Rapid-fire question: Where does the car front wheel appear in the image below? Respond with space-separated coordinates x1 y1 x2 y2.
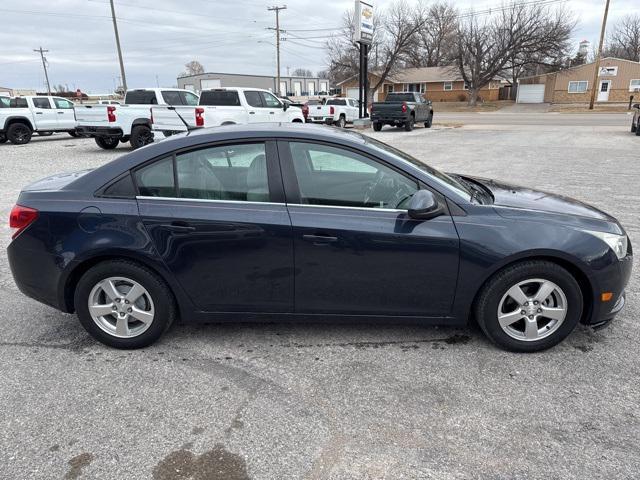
475 261 583 352
7 123 32 145
74 260 176 349
130 125 153 149
0 133 7 144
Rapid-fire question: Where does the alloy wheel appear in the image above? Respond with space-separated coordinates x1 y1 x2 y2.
497 278 567 341
88 276 155 338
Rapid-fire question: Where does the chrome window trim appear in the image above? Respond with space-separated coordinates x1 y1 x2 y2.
136 196 407 213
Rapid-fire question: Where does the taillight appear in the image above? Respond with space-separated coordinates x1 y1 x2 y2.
195 107 204 127
107 106 116 123
401 102 407 113
9 205 38 239
330 106 335 115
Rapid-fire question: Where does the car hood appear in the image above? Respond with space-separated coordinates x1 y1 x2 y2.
467 176 616 222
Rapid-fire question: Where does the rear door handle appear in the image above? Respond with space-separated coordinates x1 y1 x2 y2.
57 112 65 114
302 234 338 244
249 111 255 114
35 112 43 115
160 222 196 233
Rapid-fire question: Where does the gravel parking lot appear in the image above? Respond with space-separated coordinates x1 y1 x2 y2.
1 114 639 479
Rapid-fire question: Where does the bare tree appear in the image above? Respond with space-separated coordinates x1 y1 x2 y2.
180 60 205 77
292 68 314 77
316 70 329 79
605 14 640 62
405 2 458 68
456 3 575 105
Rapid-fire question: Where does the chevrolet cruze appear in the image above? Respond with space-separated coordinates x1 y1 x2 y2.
7 124 632 351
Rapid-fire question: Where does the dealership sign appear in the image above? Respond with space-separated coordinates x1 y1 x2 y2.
354 0 374 45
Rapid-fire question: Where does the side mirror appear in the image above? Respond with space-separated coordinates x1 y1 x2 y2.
283 102 289 111
408 190 443 220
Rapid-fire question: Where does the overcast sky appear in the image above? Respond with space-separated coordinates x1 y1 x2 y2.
0 0 635 93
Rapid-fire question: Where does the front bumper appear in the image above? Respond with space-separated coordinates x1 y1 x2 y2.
76 126 123 138
584 251 633 326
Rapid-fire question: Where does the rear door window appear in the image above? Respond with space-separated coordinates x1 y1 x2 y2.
32 97 52 109
244 91 264 108
199 91 241 106
125 90 158 104
134 157 175 198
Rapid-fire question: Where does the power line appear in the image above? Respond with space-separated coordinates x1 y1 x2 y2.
33 47 51 95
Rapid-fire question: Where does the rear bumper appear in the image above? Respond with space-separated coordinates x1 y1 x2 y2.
8 241 69 312
371 113 410 124
76 126 123 138
308 116 334 124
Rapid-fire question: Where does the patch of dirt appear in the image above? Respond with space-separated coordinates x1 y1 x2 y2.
64 453 94 480
152 444 250 480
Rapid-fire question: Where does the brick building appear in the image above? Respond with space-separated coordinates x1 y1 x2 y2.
518 58 640 104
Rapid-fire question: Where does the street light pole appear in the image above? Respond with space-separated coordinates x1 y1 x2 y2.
109 0 128 92
589 0 611 110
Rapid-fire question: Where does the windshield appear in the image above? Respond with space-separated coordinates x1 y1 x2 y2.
364 137 473 201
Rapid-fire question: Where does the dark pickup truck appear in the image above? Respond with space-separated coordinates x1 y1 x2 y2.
632 102 640 136
371 92 433 131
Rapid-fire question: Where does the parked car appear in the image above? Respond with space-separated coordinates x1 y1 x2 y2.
632 103 640 136
307 97 359 128
8 124 632 352
371 92 433 131
151 88 304 135
75 88 199 150
0 96 79 145
303 99 322 123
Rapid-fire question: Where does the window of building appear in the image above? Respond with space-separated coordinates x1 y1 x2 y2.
385 84 394 93
568 81 588 93
443 82 453 91
630 79 640 92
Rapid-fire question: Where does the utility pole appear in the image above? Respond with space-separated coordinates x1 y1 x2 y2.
589 0 611 110
33 47 51 95
268 5 287 96
109 0 128 92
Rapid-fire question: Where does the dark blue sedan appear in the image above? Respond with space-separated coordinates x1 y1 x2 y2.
8 124 633 351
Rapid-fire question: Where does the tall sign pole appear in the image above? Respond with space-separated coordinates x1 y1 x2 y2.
268 5 287 96
33 47 51 95
109 0 128 92
589 0 610 110
354 1 373 118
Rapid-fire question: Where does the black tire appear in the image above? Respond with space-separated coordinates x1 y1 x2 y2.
424 113 433 129
404 116 415 132
37 131 53 137
130 125 154 149
636 122 640 136
0 133 7 144
74 260 176 349
68 130 79 137
7 123 32 145
95 136 119 150
337 115 346 128
474 260 583 352
373 122 382 132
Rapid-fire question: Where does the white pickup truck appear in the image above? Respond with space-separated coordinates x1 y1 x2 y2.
306 97 360 128
75 88 199 150
0 96 78 145
151 87 305 135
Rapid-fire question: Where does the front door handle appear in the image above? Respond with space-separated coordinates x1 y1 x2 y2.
57 112 65 114
249 111 256 114
160 222 196 233
302 234 338 244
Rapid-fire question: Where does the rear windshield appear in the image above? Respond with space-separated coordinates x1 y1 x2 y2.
0 97 10 108
124 90 158 105
199 90 241 106
326 99 346 106
385 93 417 102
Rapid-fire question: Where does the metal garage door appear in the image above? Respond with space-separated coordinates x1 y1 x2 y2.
347 88 359 100
517 84 545 103
200 79 221 91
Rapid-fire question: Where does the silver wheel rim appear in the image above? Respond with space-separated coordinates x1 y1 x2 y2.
497 278 567 342
88 277 155 338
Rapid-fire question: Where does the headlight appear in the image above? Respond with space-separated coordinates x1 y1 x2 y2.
584 230 628 260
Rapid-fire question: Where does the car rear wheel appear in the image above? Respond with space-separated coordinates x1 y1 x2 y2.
636 121 640 136
130 125 153 149
474 261 583 352
95 136 119 150
373 122 382 132
7 123 33 145
75 260 176 349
